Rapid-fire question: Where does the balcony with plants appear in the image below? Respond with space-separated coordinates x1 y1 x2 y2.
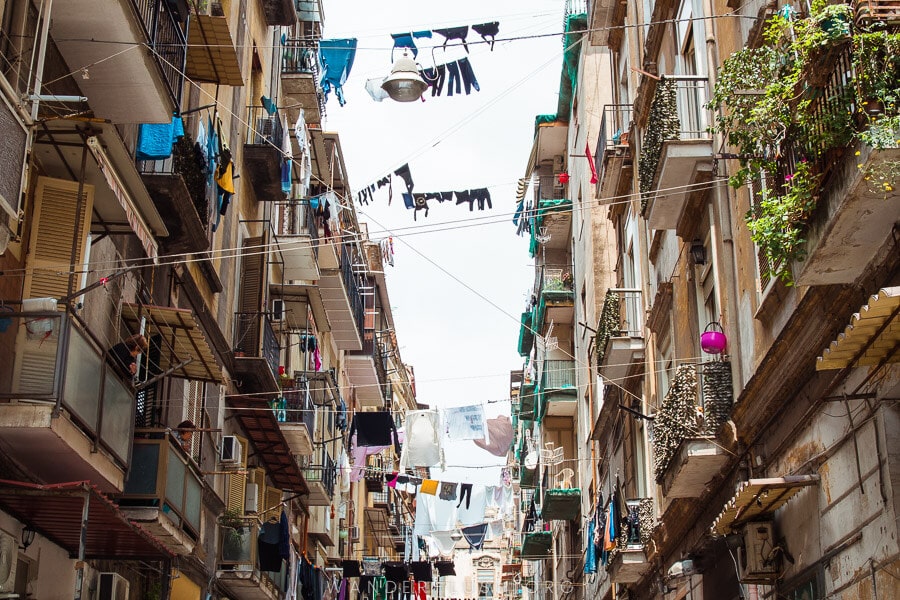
533 264 575 334
118 429 204 555
594 288 645 385
652 362 734 501
138 132 210 254
216 518 289 600
607 498 654 583
639 74 713 231
273 380 316 456
711 0 900 286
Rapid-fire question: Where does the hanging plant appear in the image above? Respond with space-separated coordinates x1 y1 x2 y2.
652 365 699 480
710 1 898 284
639 76 681 212
701 360 733 433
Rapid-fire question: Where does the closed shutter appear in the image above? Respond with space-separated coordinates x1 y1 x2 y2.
237 236 263 354
224 434 250 514
185 381 204 457
24 177 94 300
266 485 283 517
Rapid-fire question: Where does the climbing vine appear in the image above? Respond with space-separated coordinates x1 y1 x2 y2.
639 77 681 212
594 289 621 370
652 364 699 480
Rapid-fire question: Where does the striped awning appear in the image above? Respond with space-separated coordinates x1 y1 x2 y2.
816 286 900 370
712 475 819 535
121 303 223 383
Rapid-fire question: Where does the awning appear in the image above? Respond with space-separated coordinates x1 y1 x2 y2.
230 395 309 494
816 286 900 370
185 15 243 86
711 475 819 535
0 479 174 559
121 303 223 383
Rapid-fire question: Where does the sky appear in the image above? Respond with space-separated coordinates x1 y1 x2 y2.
320 0 566 411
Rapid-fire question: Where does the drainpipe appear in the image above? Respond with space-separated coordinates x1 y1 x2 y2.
29 0 53 123
703 0 744 391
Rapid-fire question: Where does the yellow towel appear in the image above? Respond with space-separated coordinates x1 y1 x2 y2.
419 479 439 495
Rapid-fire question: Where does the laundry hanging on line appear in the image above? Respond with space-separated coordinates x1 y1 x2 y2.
421 56 480 97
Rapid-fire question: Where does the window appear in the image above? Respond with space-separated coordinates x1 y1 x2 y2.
656 329 673 403
750 171 781 295
477 569 494 600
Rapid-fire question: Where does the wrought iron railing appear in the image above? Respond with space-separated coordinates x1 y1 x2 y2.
282 38 320 75
340 245 367 339
596 103 633 168
304 449 337 498
540 359 576 390
129 0 187 108
279 383 316 438
233 312 280 378
137 134 209 225
246 105 285 150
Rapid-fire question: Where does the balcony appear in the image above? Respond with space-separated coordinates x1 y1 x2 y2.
595 288 645 385
0 307 135 492
119 429 203 555
272 200 319 284
281 38 325 126
534 265 575 331
607 498 653 583
855 0 900 24
521 531 552 560
518 311 535 357
261 0 298 26
588 0 627 46
138 137 210 254
654 363 734 500
595 104 633 201
217 522 289 600
244 106 287 202
537 359 577 419
51 0 186 123
275 383 316 456
319 245 365 351
642 76 713 231
233 312 281 393
529 190 572 257
365 455 385 492
302 449 336 505
347 331 389 408
541 466 581 520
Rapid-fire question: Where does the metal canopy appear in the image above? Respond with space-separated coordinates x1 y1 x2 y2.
816 286 900 370
0 479 174 559
711 475 819 535
121 303 223 383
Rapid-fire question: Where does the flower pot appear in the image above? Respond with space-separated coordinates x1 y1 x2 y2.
862 98 885 117
700 322 727 354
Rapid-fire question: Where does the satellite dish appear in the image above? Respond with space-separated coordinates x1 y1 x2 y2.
524 451 538 470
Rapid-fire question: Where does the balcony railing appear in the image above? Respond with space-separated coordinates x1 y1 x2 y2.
130 0 187 108
303 449 336 499
0 307 135 464
137 134 210 227
282 38 320 76
341 245 367 338
671 76 710 140
540 359 576 391
246 105 285 150
596 103 633 186
120 429 203 539
233 312 280 378
278 383 316 435
274 199 319 259
616 498 653 550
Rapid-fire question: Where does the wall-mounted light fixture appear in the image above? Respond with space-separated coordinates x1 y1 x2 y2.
20 524 36 550
690 239 707 265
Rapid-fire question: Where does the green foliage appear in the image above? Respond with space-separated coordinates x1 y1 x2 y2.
639 77 681 211
746 160 821 285
652 364 699 480
710 1 899 283
594 289 621 368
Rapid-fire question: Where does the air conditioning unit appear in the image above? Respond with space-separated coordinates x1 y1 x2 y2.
220 436 243 465
349 526 360 542
0 530 18 593
97 572 130 600
272 299 285 322
245 482 259 514
737 521 780 582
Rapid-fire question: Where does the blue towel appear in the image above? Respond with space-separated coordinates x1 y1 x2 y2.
206 116 218 187
281 160 291 195
136 116 184 161
318 38 358 107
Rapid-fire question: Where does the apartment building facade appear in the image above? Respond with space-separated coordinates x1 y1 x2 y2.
510 1 899 599
0 1 413 599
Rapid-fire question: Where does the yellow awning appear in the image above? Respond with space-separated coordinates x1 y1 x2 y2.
121 303 223 383
186 15 243 86
170 569 201 600
712 475 819 535
816 286 900 370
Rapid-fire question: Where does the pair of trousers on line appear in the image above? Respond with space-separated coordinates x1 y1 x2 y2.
457 483 473 508
423 57 480 97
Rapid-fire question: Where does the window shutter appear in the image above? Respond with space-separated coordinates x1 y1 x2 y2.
266 485 283 517
224 435 250 513
185 381 204 457
24 177 94 299
237 236 264 353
